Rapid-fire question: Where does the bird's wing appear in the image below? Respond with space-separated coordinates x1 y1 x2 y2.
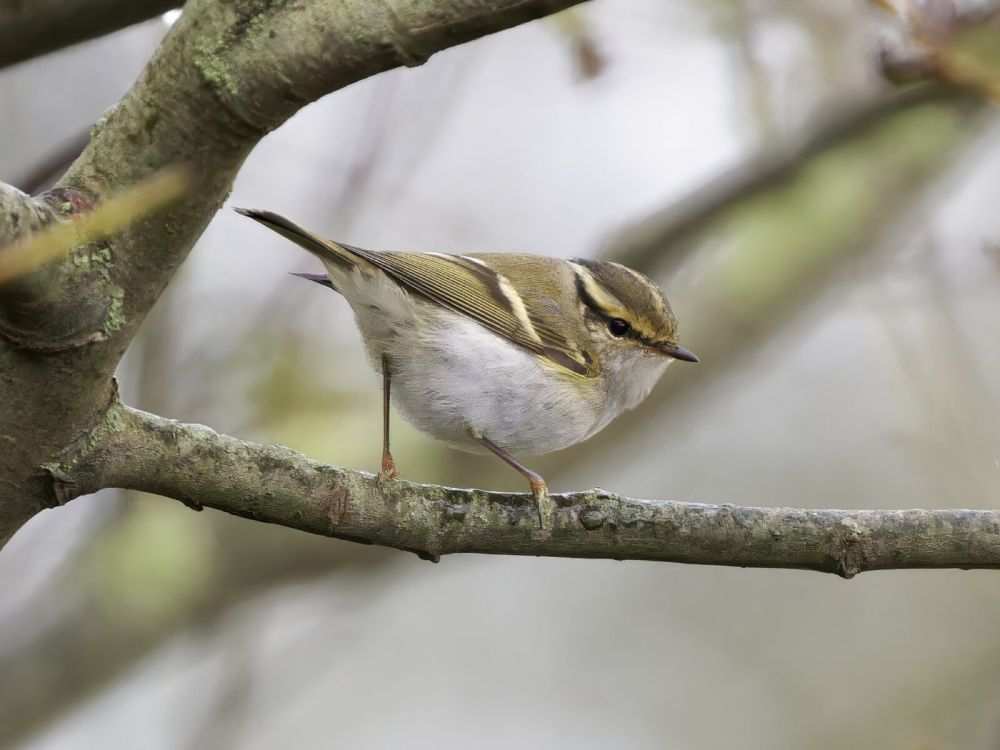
233 209 598 377
343 248 600 378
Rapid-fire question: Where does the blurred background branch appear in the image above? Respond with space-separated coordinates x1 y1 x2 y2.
0 510 392 748
603 82 971 276
10 130 91 194
0 0 179 69
877 0 1000 99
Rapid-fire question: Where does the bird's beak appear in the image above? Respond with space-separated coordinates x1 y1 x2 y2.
660 343 699 363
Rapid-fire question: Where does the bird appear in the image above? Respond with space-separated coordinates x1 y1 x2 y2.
236 207 698 525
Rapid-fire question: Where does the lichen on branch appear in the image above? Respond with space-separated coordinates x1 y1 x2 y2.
44 401 1000 578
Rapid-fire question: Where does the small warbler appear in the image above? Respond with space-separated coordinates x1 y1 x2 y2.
237 208 697 524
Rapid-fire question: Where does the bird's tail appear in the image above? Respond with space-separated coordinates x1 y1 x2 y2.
234 207 361 271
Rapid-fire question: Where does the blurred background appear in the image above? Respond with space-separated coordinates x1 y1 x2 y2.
2 0 1000 747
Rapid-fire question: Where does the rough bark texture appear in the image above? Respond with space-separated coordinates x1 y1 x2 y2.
0 0 180 68
38 400 1000 577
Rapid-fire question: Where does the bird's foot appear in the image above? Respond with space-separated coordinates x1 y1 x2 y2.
529 478 548 529
379 451 400 481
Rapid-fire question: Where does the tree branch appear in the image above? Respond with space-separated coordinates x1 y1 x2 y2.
4 0 996 577
0 0 178 69
48 400 1000 578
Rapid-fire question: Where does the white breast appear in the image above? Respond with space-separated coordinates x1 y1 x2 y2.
325 262 666 456
412 314 610 452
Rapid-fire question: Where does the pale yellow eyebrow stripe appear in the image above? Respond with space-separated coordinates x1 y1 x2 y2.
568 261 626 314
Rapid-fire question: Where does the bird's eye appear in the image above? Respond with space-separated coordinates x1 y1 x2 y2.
608 318 631 337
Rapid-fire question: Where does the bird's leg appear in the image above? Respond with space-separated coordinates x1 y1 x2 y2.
379 354 399 481
471 432 547 528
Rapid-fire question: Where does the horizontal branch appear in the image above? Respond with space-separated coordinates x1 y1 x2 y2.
52 402 1000 578
0 0 178 69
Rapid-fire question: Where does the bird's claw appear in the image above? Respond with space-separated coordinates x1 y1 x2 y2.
530 479 548 529
379 452 400 481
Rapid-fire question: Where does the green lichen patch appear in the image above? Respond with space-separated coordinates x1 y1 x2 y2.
53 400 128 474
71 243 112 268
104 285 126 334
244 11 277 53
70 243 127 334
194 36 239 95
80 401 127 457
